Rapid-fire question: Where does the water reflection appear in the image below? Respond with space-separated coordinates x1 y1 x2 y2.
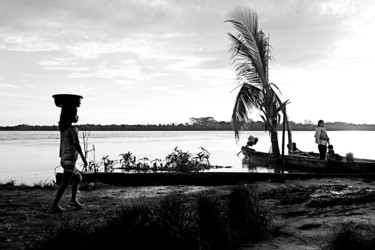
241 158 280 173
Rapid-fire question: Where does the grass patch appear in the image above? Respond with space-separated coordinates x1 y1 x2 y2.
0 179 57 190
32 179 55 189
33 185 274 250
78 181 112 191
307 191 375 208
324 222 375 250
0 179 16 187
263 185 312 205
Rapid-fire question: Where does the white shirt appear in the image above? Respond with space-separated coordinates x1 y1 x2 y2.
314 127 329 145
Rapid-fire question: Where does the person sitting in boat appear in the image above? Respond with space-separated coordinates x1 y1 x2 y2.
326 144 343 161
247 135 258 146
288 142 302 153
326 145 335 161
245 135 258 151
288 142 314 157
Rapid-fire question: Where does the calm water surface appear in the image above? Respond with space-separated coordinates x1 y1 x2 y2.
0 130 374 185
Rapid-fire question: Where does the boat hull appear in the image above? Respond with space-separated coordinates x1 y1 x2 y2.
241 147 375 174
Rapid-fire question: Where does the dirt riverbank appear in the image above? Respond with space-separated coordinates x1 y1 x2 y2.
1 177 375 249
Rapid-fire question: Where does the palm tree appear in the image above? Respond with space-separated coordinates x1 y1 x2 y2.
226 8 291 166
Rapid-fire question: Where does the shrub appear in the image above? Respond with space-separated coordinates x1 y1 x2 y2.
165 147 212 172
35 185 274 250
324 222 375 250
196 190 232 249
227 185 273 243
37 220 99 250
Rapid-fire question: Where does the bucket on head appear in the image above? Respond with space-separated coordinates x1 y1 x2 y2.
52 94 83 108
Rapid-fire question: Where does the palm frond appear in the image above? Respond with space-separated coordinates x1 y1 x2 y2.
227 33 263 87
226 8 270 87
269 82 282 96
231 83 262 140
276 99 290 113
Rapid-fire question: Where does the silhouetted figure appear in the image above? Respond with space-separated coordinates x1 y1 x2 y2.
52 105 88 212
288 142 314 157
327 144 343 161
314 120 329 160
244 135 258 152
247 135 258 146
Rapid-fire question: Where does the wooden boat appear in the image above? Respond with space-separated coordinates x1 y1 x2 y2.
241 146 375 174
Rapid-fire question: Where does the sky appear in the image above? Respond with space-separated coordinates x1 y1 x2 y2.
1 0 375 126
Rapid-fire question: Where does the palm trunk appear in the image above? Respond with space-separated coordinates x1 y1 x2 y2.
269 123 281 173
286 117 293 154
266 102 281 157
267 102 281 171
270 129 280 156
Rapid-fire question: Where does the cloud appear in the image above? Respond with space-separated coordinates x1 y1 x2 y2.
246 0 371 67
37 58 90 72
147 86 169 91
38 58 79 66
0 0 233 59
1 0 375 125
0 83 18 89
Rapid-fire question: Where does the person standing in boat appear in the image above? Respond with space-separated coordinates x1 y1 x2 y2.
52 105 88 212
314 120 330 160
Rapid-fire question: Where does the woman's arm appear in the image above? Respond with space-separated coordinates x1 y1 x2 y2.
74 143 88 167
71 127 88 167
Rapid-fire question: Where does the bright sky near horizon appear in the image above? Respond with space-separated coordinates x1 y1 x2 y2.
1 0 375 126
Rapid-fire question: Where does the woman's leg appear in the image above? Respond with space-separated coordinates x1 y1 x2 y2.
52 170 73 210
318 144 327 160
70 172 84 208
71 172 82 201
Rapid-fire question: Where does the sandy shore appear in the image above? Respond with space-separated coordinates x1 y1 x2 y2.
1 177 375 249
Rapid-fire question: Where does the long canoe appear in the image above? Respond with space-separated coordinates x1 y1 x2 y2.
241 146 375 174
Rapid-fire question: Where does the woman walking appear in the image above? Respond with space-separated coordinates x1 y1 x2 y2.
52 105 88 212
314 120 330 160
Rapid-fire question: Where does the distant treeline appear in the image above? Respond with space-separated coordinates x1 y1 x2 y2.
1 117 375 131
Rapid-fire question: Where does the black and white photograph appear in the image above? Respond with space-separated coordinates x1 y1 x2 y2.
1 0 375 249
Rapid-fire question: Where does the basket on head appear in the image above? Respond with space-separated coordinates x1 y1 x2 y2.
52 94 83 108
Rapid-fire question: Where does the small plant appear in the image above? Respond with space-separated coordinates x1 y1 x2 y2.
193 147 211 170
151 158 164 172
136 157 150 172
82 130 91 160
87 160 101 173
165 147 212 172
101 155 116 173
165 147 193 172
119 151 136 172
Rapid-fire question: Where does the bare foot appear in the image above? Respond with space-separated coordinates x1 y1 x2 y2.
69 199 84 208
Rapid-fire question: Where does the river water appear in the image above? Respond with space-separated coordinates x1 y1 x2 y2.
0 130 374 185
